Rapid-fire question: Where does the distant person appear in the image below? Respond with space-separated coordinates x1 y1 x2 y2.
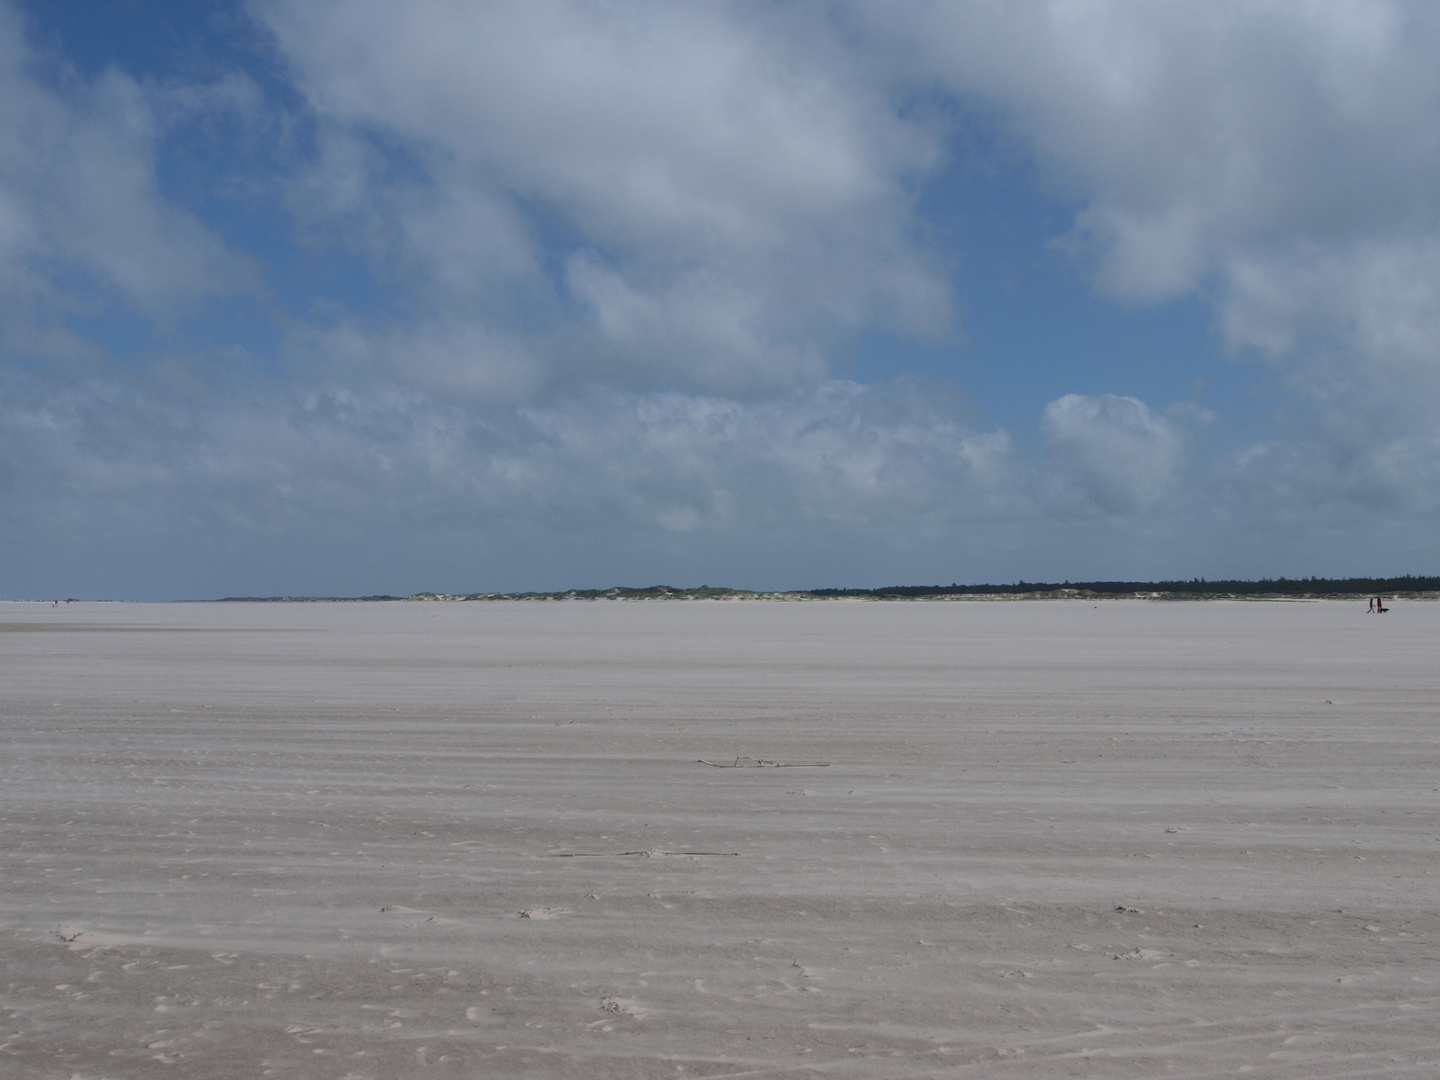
1368 597 1375 613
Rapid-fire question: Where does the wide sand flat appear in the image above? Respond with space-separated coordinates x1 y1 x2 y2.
2 598 1437 1078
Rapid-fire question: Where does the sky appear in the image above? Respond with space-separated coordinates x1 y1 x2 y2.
3 0 1440 598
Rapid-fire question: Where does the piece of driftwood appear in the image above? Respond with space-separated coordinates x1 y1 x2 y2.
544 849 738 858
697 757 830 768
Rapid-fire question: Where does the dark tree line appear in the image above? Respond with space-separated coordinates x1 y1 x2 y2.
805 576 1440 598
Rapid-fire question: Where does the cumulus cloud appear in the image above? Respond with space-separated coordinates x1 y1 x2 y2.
515 380 1018 532
10 0 1440 594
264 1 1440 426
255 0 950 397
1041 393 1184 514
850 0 1440 537
0 360 1041 594
0 5 253 348
0 370 1014 533
881 2 1440 299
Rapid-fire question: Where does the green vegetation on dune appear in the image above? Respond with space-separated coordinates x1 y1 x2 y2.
441 585 781 601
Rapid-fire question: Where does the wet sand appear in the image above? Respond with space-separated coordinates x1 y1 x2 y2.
2 598 1438 1077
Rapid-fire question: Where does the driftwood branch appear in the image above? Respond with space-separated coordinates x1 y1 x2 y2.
697 757 830 768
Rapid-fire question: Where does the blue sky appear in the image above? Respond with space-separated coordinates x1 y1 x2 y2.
4 0 1439 598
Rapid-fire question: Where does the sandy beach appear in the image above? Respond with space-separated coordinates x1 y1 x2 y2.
2 598 1437 1078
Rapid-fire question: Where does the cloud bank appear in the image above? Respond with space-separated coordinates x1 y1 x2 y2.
3 0 1440 595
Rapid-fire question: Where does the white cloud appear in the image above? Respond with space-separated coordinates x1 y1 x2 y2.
1042 393 1184 514
12 0 1440 593
0 6 253 344
0 366 1018 549
1224 235 1440 381
261 1 1440 435
881 1 1440 299
859 0 1440 527
516 380 1019 533
255 0 950 396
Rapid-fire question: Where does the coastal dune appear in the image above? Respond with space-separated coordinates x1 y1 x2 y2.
2 598 1437 1077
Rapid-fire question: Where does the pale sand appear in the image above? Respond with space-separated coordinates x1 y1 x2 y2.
1 598 1437 1078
